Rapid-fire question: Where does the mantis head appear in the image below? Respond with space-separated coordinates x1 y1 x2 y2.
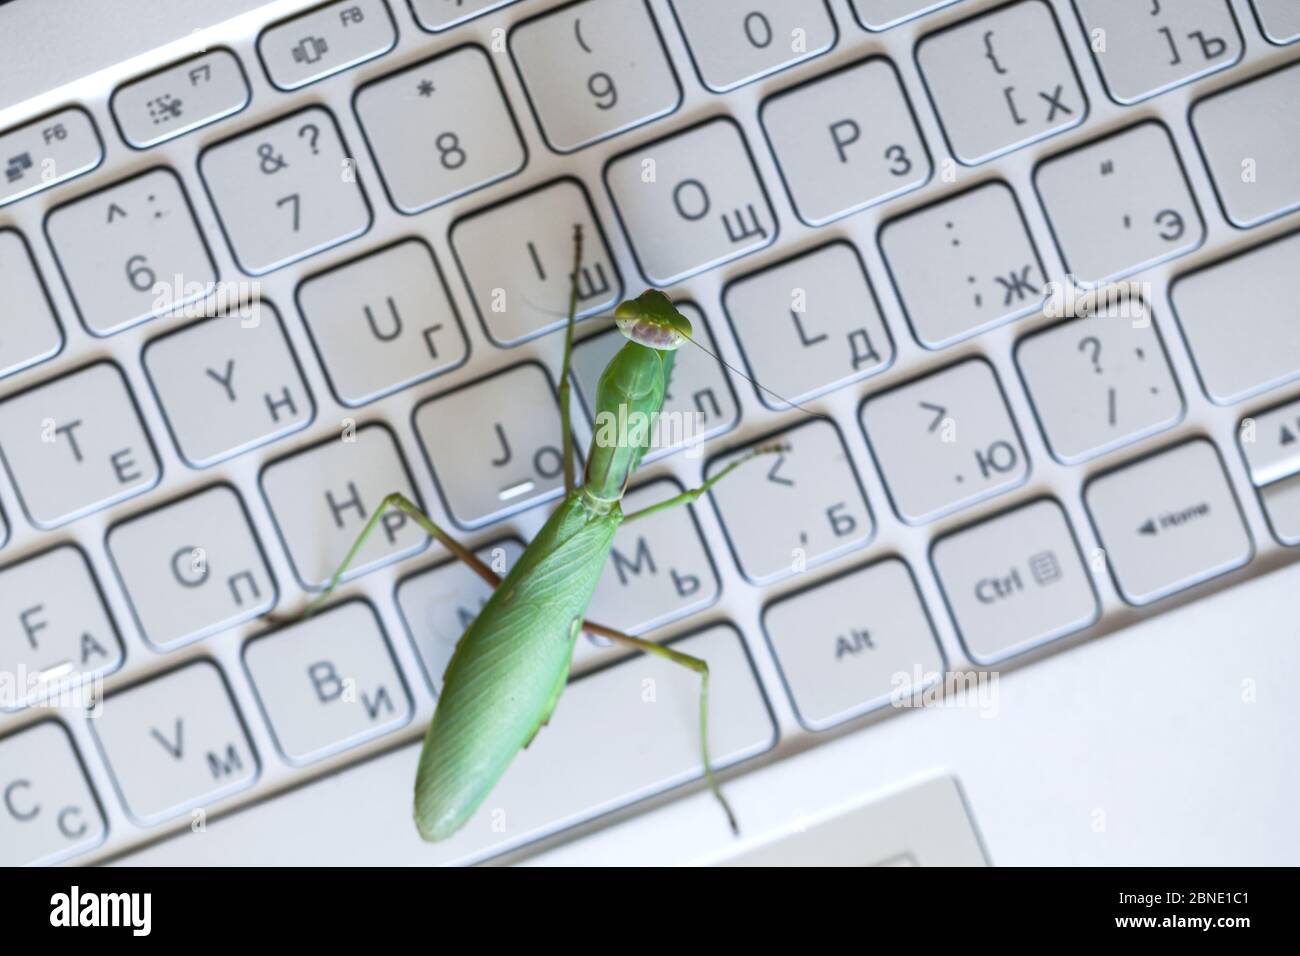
614 290 692 351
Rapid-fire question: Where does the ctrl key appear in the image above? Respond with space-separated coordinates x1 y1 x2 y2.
0 722 106 865
933 499 1098 664
1085 441 1252 606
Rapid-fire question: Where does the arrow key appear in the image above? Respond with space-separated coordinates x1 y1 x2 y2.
1239 397 1300 486
1084 440 1251 605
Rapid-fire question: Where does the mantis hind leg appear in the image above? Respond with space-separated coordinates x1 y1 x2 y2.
582 620 740 836
305 492 500 616
557 223 584 495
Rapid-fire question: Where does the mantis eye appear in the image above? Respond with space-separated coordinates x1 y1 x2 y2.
614 290 693 351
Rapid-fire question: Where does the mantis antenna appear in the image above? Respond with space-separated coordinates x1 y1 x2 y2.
675 328 819 418
522 294 821 418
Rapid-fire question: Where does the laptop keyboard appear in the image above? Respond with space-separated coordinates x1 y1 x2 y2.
1 0 1298 865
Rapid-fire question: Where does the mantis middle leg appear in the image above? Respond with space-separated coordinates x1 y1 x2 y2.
306 492 499 615
621 441 790 525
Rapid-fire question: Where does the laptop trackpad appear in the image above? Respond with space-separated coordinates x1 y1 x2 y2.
719 775 988 867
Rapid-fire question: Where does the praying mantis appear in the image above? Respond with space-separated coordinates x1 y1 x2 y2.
303 225 785 841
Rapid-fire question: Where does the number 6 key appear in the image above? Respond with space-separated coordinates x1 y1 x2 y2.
46 167 218 336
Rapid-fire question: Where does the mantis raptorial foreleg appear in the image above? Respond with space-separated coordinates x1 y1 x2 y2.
556 224 584 495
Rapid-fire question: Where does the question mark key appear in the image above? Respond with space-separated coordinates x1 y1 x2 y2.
198 105 371 274
1015 314 1183 464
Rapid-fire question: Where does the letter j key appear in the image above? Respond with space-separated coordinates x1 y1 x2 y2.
413 363 579 529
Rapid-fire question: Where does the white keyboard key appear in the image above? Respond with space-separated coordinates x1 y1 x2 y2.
1252 0 1300 44
111 49 251 148
1085 440 1251 605
258 0 396 90
450 178 622 346
0 545 122 711
1239 401 1300 547
143 301 313 466
0 362 160 528
1191 59 1300 228
261 423 428 589
0 107 103 207
879 181 1046 348
1240 398 1300 485
1015 303 1183 463
1259 473 1300 546
414 363 577 528
722 774 987 866
762 558 943 730
92 661 258 825
355 46 526 214
850 0 959 31
1170 231 1300 405
0 722 106 865
200 105 371 274
0 228 62 378
605 118 776 285
861 359 1027 525
760 58 930 226
1035 122 1203 285
669 0 836 92
107 485 276 650
396 539 525 693
723 241 893 405
297 239 469 404
576 479 720 669
708 419 873 585
121 624 772 865
917 0 1086 164
46 167 219 335
409 0 518 31
244 600 411 764
932 499 1098 663
1074 0 1242 104
571 304 739 462
511 0 681 152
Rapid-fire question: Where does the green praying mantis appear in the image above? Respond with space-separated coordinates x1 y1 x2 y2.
300 225 786 841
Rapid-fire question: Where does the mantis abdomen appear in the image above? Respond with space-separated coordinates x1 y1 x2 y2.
413 493 621 841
